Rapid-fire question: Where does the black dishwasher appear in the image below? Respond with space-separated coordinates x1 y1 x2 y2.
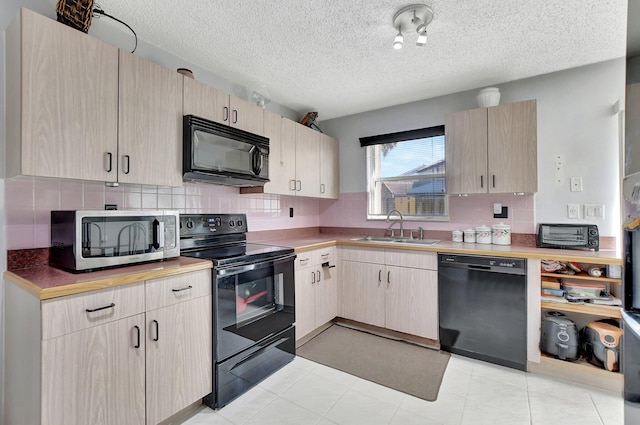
438 253 527 370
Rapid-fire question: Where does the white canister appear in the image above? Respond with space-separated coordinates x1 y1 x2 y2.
475 225 492 244
452 230 463 242
463 228 476 243
491 222 511 245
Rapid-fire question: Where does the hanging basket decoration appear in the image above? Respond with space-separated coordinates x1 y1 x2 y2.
56 0 94 33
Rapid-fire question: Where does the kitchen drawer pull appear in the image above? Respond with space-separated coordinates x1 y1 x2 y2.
133 325 141 348
300 258 309 265
321 253 330 258
104 152 113 172
171 285 193 292
223 106 229 122
123 155 131 174
85 302 115 313
152 320 159 341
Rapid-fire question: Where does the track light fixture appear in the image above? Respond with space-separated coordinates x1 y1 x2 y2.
392 4 434 49
393 27 404 49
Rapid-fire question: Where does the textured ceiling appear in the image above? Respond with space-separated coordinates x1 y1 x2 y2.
92 0 626 121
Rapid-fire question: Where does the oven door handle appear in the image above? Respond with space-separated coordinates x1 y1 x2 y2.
216 253 297 276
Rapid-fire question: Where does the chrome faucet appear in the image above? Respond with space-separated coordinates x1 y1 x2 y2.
385 209 404 238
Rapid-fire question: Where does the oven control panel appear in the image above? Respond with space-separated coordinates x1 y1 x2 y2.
180 214 247 236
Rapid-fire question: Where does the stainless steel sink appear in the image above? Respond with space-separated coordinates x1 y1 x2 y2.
351 236 440 245
395 238 440 246
351 236 398 242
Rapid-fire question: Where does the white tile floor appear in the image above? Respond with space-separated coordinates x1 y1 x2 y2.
180 354 623 425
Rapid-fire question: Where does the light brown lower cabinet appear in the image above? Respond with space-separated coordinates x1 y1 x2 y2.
294 247 339 340
340 247 438 340
4 269 212 425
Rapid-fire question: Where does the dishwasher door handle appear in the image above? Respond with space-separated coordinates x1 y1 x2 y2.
468 264 491 271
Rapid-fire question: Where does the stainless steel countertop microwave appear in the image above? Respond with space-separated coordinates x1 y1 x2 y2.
183 115 270 187
50 210 180 272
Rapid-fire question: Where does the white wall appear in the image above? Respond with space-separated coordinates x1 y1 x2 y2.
320 59 625 237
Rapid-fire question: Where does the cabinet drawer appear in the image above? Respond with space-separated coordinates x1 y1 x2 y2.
146 269 211 311
385 249 437 270
341 246 385 263
296 250 318 269
317 247 336 266
42 282 145 340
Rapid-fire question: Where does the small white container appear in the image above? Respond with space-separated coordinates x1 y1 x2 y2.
452 230 463 242
476 225 492 244
463 228 476 243
491 222 511 245
477 87 501 107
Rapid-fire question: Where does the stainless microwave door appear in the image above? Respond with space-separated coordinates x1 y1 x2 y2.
193 129 267 177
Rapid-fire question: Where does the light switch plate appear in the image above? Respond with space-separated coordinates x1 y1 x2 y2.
584 204 604 219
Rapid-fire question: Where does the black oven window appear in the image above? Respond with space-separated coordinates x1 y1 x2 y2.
234 268 285 327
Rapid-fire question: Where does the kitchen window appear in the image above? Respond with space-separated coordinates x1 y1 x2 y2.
361 125 447 221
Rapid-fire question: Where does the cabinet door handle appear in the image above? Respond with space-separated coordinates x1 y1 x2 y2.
104 152 113 172
311 271 316 284
378 270 382 283
297 180 302 191
492 175 496 188
316 270 321 282
290 180 296 191
85 302 115 313
171 285 193 292
223 106 229 122
133 325 141 348
320 183 325 194
480 175 484 188
152 319 159 341
123 155 131 174
387 270 391 285
232 109 238 124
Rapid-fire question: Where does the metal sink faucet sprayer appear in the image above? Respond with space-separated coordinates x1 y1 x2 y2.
385 209 404 238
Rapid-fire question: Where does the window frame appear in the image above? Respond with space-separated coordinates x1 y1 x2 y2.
361 126 448 222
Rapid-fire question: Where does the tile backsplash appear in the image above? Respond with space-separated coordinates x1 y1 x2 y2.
4 177 536 250
4 177 320 250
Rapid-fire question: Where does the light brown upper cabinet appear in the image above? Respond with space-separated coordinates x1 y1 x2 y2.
319 133 340 199
295 124 321 197
118 51 183 187
6 8 119 182
241 113 340 199
445 99 537 194
6 9 183 187
183 77 264 136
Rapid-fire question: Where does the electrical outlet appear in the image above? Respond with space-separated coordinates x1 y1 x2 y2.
570 177 583 192
567 204 580 219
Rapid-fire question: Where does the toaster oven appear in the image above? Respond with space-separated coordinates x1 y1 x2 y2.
536 223 599 251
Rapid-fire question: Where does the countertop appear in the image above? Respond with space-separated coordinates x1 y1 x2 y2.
258 233 622 265
4 256 213 300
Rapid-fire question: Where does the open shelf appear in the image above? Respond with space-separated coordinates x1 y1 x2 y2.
539 353 622 377
541 301 622 318
540 272 622 284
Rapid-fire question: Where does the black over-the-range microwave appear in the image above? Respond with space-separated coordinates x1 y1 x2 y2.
183 115 270 187
536 223 599 251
